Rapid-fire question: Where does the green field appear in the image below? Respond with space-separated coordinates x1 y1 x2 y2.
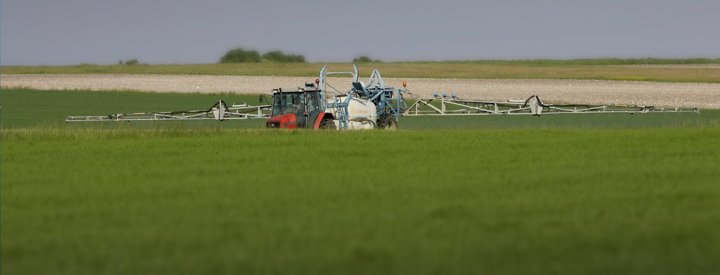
1 89 266 129
3 128 720 275
3 89 720 274
3 58 720 83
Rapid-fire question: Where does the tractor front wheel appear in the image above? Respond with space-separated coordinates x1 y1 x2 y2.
377 116 398 130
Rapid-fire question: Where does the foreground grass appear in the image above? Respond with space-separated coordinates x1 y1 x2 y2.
3 58 720 82
2 128 720 275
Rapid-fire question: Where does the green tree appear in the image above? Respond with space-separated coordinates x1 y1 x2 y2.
353 56 381 63
262 50 306 63
219 48 261 63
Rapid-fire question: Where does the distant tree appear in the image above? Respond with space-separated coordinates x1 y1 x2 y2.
262 50 306 63
124 59 139 65
219 48 261 63
118 59 140 65
353 56 381 63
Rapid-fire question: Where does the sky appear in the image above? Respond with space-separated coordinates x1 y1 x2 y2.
1 0 719 65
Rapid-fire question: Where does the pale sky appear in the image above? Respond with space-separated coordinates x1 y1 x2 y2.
1 0 719 65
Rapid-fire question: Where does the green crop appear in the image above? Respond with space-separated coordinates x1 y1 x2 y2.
3 128 720 275
2 89 720 274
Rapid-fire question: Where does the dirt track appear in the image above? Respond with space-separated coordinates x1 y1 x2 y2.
3 74 720 108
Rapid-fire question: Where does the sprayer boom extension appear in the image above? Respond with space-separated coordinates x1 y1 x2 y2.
66 100 271 122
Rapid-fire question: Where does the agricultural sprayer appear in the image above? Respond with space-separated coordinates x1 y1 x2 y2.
264 65 407 129
66 65 699 127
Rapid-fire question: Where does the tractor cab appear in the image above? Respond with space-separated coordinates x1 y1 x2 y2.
265 84 327 129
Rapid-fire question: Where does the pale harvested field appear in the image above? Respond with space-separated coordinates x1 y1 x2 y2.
3 74 720 108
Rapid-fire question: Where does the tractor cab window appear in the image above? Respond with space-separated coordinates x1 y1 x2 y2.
306 92 320 113
271 92 305 116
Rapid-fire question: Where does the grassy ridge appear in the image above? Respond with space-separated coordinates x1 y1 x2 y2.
3 128 720 274
2 89 717 129
3 58 720 82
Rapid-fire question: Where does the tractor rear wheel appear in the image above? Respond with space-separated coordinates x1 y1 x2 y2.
318 118 336 130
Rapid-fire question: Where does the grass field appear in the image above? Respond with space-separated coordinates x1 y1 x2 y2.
3 88 720 274
3 58 720 83
0 89 265 129
3 128 720 275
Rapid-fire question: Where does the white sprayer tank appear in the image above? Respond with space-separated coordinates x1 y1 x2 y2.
326 96 377 129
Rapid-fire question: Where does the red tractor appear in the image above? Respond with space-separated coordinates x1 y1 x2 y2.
265 83 337 129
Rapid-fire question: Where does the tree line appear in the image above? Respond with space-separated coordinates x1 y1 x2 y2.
220 48 382 63
220 48 306 63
